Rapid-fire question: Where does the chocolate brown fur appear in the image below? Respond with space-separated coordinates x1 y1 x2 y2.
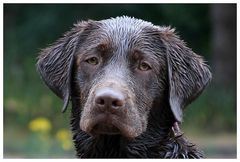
37 16 211 158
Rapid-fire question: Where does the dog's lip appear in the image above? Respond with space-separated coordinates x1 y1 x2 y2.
87 114 120 135
91 123 121 135
82 114 139 139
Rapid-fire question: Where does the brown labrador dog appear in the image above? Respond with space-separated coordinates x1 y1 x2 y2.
37 16 211 158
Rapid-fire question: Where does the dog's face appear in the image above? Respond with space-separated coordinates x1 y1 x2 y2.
37 16 211 139
75 19 168 138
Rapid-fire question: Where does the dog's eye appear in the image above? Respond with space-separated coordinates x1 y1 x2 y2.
138 62 151 71
85 57 99 65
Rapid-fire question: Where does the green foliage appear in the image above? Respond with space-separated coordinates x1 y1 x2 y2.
183 86 236 133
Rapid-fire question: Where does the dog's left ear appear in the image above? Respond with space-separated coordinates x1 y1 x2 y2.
159 27 212 122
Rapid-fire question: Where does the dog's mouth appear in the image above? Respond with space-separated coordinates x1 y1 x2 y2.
86 114 122 136
81 114 140 139
91 123 121 135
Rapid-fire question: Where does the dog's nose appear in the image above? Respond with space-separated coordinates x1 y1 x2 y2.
95 88 125 111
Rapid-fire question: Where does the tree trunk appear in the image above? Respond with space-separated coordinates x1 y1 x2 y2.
211 4 236 89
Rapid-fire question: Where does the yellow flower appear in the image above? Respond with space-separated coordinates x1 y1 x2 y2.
56 129 70 141
62 140 72 151
56 129 72 150
29 117 52 133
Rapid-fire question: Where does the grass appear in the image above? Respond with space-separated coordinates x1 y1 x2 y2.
4 123 75 158
184 130 236 158
4 124 236 158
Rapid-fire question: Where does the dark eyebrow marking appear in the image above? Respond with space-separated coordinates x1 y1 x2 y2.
97 43 108 52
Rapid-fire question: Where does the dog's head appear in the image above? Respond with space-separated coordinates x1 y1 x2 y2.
37 16 211 139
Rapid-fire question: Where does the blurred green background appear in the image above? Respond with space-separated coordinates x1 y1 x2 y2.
4 4 236 158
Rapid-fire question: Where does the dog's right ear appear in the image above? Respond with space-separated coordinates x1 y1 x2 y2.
37 20 98 112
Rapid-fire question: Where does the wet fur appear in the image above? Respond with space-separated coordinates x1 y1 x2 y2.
37 16 211 158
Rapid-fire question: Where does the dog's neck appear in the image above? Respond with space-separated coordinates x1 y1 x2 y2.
71 105 203 158
72 122 172 158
